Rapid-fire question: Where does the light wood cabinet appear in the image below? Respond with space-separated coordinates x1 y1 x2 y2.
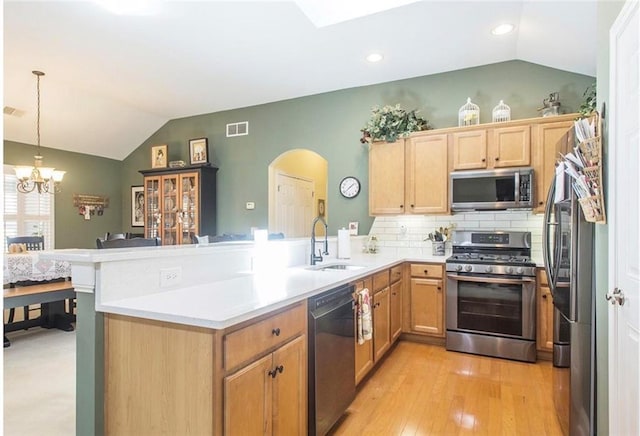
390 279 403 342
537 269 554 353
408 263 445 337
369 140 405 215
405 133 449 214
225 335 306 435
452 125 530 170
373 287 390 361
531 116 575 213
369 134 449 216
490 125 531 168
104 302 306 435
354 277 374 385
140 165 218 245
452 129 487 170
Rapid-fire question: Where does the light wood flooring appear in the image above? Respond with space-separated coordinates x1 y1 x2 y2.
331 341 562 436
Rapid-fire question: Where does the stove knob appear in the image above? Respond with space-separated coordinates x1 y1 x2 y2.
455 265 463 272
506 266 514 274
516 267 524 274
485 265 493 273
464 265 473 272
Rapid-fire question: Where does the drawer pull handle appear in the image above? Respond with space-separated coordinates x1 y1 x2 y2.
268 365 284 378
437 286 441 291
272 328 281 336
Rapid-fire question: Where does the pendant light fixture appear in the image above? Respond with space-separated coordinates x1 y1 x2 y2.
14 71 65 194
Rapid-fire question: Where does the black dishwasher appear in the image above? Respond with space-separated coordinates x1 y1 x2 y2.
308 283 356 436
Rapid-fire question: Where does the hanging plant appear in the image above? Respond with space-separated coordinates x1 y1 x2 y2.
360 104 432 143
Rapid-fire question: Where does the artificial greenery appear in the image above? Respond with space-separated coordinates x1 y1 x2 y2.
578 82 597 118
360 104 431 143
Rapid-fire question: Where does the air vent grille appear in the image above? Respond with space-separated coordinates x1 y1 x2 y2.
226 121 249 137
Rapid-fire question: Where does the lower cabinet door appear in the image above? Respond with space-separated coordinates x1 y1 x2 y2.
272 336 307 435
373 288 390 361
410 278 444 337
390 280 403 342
224 353 273 435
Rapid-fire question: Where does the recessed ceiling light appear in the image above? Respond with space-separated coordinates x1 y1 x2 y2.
491 23 515 35
366 53 384 63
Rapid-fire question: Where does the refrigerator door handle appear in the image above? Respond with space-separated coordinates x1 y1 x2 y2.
542 176 557 290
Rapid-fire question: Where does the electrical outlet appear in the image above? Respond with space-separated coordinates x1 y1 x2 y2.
160 267 182 288
246 201 255 210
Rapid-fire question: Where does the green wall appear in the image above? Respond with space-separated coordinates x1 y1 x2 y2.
4 60 596 247
3 141 122 249
121 60 595 236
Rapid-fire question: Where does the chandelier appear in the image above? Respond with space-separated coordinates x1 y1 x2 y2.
14 71 65 194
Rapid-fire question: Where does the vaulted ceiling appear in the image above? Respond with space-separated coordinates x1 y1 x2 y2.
3 1 597 160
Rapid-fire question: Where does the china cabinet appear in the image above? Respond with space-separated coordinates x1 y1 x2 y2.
140 165 217 245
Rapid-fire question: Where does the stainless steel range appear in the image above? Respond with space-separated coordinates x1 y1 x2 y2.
445 230 537 362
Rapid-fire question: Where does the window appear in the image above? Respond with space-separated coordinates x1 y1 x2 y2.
3 165 55 249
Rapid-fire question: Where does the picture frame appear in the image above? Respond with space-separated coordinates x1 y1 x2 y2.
348 221 359 236
189 138 209 165
131 186 145 227
151 144 168 169
317 198 325 217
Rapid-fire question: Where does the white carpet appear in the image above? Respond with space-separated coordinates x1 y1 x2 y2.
3 327 76 436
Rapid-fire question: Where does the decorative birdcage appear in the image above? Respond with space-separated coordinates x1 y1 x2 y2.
492 100 511 123
458 97 480 127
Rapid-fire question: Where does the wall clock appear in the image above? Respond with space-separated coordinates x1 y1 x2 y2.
339 176 361 199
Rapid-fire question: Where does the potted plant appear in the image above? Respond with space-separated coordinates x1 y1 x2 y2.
578 83 597 118
360 104 431 143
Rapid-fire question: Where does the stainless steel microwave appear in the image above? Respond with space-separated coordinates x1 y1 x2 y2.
450 167 534 211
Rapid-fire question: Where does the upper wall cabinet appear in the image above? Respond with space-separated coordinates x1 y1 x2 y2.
452 125 530 170
368 114 577 217
369 133 449 216
531 115 576 213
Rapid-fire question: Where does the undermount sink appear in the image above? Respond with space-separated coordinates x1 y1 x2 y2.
308 263 366 272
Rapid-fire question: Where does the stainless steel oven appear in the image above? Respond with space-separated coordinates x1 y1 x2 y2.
445 231 537 362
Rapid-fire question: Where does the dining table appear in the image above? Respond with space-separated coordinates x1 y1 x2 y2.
3 251 72 285
3 251 74 347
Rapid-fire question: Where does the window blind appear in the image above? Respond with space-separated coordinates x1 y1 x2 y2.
3 165 55 249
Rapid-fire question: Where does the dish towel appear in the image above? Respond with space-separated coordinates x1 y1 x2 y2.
357 288 372 345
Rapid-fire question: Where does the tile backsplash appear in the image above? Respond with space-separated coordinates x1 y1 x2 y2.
368 211 544 261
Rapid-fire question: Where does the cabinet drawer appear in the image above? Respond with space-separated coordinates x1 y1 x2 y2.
372 270 390 292
224 303 305 370
390 265 402 284
410 264 443 279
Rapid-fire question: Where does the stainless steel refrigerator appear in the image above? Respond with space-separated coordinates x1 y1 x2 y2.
543 174 595 436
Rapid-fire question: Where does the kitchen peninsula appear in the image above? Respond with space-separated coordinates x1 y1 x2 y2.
44 239 450 435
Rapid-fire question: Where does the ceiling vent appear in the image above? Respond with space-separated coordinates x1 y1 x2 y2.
3 106 25 117
226 121 249 137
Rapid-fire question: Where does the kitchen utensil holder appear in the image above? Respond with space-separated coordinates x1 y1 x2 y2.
432 241 445 256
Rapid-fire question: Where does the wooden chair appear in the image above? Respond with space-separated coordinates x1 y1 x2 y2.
5 236 45 324
105 233 126 240
6 235 44 251
96 237 161 249
191 235 209 244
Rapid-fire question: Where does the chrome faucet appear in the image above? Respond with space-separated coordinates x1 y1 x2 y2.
310 216 329 265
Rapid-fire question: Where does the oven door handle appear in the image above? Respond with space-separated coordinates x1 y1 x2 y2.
446 274 535 285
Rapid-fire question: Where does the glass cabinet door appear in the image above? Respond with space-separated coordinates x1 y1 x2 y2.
144 177 161 239
161 175 179 246
178 172 199 245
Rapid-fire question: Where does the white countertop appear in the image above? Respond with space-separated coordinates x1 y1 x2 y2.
43 242 544 331
99 252 450 330
44 244 449 330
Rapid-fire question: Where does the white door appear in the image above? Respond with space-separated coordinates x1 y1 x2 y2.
274 172 314 238
608 2 640 435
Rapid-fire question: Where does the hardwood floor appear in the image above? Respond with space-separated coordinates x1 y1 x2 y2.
331 341 563 436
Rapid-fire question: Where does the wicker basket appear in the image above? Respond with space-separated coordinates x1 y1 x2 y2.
578 136 602 166
578 195 606 224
